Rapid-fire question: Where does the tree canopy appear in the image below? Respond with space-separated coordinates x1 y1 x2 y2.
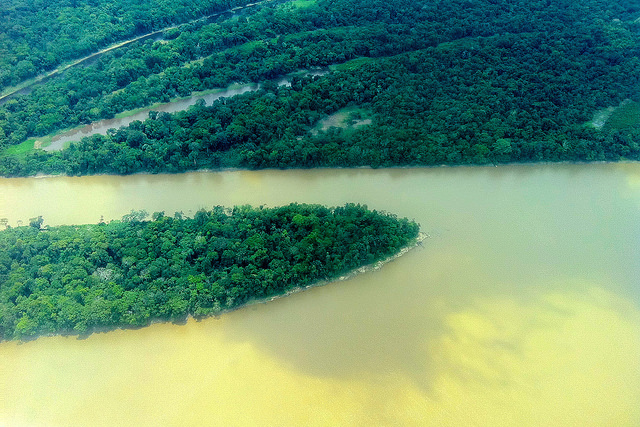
0 0 638 172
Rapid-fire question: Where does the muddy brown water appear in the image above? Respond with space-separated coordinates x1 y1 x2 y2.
42 69 328 152
0 164 639 426
43 84 261 151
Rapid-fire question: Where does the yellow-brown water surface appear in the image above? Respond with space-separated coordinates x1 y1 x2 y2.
1 164 639 426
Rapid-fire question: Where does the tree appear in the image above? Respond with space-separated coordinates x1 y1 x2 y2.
29 216 44 230
121 210 149 223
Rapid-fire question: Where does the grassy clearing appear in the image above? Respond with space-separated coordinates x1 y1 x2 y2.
328 40 486 74
229 40 266 55
0 80 34 99
603 100 640 131
290 0 317 8
311 106 372 134
434 36 481 52
2 122 91 155
279 0 316 9
3 139 35 156
329 57 374 72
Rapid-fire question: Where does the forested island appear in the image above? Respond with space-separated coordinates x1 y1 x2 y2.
0 0 638 176
0 204 420 341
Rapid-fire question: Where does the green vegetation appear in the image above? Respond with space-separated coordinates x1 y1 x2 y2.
0 0 637 343
0 204 420 341
329 57 374 72
603 101 640 132
0 1 437 147
286 0 316 9
0 0 253 92
3 139 35 156
312 107 371 134
0 0 638 173
2 36 640 176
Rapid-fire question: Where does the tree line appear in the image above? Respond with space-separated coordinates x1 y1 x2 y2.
0 0 447 146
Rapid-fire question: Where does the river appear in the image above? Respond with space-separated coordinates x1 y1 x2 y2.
41 84 261 151
41 69 326 152
1 164 639 426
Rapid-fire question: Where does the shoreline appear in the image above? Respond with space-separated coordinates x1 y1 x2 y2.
227 231 428 312
8 231 427 344
4 159 638 182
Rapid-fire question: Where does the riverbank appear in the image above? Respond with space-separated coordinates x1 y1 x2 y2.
40 82 261 152
5 158 638 184
33 68 323 152
1 164 639 426
234 231 428 311
59 231 428 340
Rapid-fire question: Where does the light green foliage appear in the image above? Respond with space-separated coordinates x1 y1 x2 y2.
603 101 640 132
330 57 374 72
0 0 251 91
3 139 35 156
284 0 317 9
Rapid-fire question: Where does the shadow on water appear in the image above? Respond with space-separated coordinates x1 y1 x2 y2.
207 164 640 397
214 260 640 407
1 166 640 425
215 249 444 388
213 241 609 396
3 165 640 427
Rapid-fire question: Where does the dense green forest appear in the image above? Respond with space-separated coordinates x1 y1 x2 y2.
0 0 251 91
0 204 420 340
0 0 638 173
